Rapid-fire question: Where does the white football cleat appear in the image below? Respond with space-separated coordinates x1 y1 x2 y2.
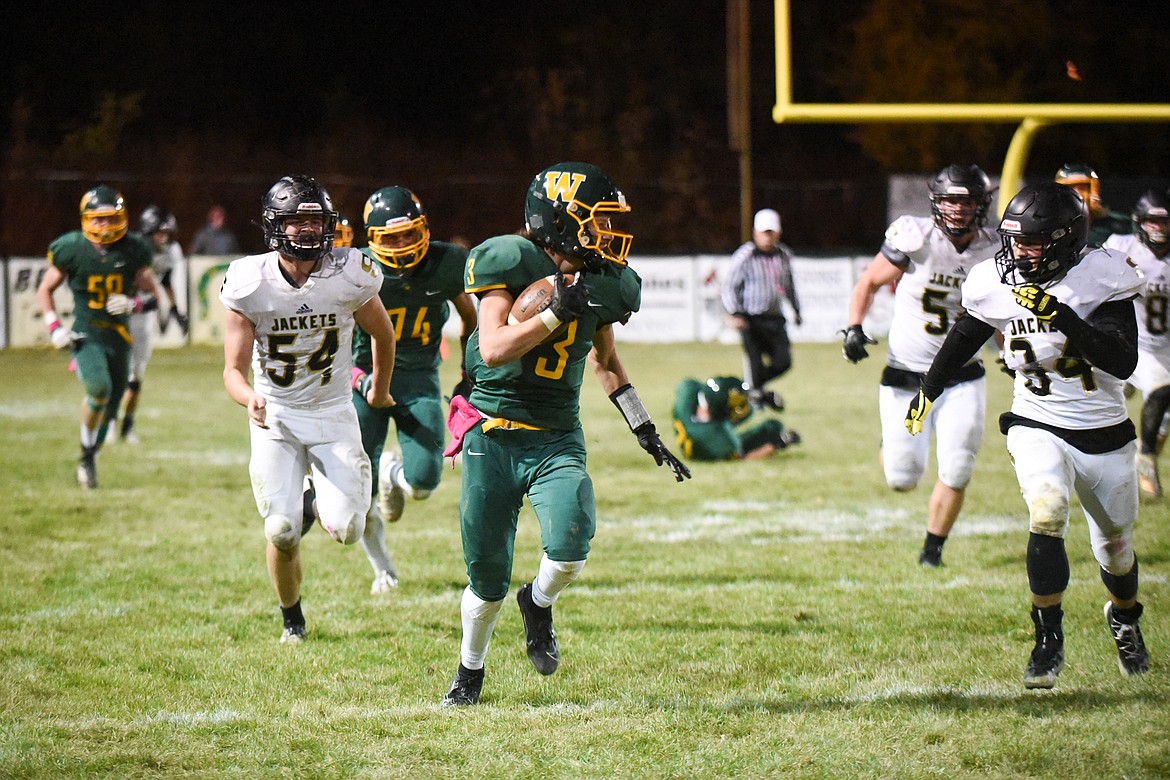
378 451 406 522
371 570 399 594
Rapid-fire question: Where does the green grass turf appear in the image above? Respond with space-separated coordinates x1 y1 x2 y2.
1 341 1167 779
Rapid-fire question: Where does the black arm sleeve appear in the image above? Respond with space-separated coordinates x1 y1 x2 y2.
1051 299 1138 379
921 314 997 400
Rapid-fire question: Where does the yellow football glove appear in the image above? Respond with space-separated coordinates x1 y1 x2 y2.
1012 285 1060 321
905 389 933 436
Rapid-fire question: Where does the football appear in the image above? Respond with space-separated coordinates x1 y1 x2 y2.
508 274 574 325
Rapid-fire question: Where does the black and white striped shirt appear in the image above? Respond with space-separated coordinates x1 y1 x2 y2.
721 241 800 317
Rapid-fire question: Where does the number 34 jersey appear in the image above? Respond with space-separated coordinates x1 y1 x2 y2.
220 248 383 409
884 216 997 373
961 248 1144 431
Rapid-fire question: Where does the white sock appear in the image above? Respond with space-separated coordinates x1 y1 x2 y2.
361 506 397 577
460 586 504 670
80 423 98 448
531 555 586 608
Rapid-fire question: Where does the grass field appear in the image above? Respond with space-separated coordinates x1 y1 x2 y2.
2 340 1168 779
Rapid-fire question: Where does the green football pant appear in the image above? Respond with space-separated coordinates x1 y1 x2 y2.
73 335 130 444
459 424 595 602
353 368 444 496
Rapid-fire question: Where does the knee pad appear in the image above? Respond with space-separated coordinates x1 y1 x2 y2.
883 449 925 491
86 395 108 413
1096 536 1136 577
1027 532 1069 596
127 380 142 393
323 512 365 546
265 514 301 551
937 453 976 490
1142 386 1170 446
1027 484 1070 537
409 488 432 501
1100 556 1139 600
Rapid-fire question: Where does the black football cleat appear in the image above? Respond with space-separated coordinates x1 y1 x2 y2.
517 583 560 675
441 664 484 707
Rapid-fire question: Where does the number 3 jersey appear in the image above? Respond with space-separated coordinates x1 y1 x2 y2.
882 216 997 373
464 234 641 431
220 249 383 409
961 248 1144 430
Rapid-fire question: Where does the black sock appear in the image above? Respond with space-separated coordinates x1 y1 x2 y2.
924 532 946 551
281 599 304 628
121 415 135 437
458 663 484 679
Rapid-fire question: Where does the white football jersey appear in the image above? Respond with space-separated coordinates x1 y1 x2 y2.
884 216 997 372
961 248 1143 430
1103 233 1167 356
152 241 183 277
220 248 383 409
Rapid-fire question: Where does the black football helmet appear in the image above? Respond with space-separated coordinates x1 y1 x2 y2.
261 175 337 261
363 186 430 273
139 205 177 236
995 182 1088 285
79 185 129 244
1133 189 1170 252
524 162 632 271
928 164 992 237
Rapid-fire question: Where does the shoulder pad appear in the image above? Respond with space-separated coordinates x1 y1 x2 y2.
884 215 927 254
220 255 266 303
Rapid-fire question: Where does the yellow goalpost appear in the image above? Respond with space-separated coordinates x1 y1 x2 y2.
771 0 1170 213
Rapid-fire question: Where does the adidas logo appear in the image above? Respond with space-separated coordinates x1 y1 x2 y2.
295 304 313 314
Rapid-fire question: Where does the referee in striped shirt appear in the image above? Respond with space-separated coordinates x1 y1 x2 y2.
721 208 802 411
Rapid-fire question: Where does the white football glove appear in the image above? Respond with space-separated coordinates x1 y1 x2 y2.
105 293 137 316
50 326 79 349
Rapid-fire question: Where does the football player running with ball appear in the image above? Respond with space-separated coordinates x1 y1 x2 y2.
440 162 691 707
843 164 997 569
348 186 479 594
37 185 163 489
221 175 396 644
906 181 1150 689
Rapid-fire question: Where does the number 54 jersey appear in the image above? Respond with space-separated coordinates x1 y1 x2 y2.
220 248 383 409
961 248 1144 430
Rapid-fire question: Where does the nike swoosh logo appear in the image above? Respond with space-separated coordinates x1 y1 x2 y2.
465 450 485 456
426 290 443 296
587 301 603 307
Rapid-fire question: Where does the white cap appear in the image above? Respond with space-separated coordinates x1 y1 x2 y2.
753 208 781 233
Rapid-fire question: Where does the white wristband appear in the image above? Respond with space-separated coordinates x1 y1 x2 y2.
611 384 652 431
538 307 562 333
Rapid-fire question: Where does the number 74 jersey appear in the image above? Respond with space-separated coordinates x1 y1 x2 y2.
961 248 1144 430
220 248 383 409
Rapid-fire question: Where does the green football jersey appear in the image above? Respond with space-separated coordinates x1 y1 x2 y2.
47 230 154 344
353 240 469 373
464 234 641 431
671 378 739 461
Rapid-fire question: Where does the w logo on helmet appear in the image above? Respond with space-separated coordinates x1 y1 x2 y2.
543 171 586 204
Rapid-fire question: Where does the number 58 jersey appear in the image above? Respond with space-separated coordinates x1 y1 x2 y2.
220 248 383 409
961 248 1144 430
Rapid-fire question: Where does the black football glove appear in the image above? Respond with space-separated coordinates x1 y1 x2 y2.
634 422 691 482
841 324 877 363
547 273 590 323
451 370 474 400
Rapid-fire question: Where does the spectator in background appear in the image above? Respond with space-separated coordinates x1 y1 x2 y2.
189 204 240 255
671 374 800 461
1104 189 1170 498
721 208 801 411
36 185 162 488
115 205 188 444
220 175 396 644
842 164 997 569
1054 163 1130 247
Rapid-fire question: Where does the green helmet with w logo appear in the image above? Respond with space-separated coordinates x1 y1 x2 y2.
524 162 632 271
